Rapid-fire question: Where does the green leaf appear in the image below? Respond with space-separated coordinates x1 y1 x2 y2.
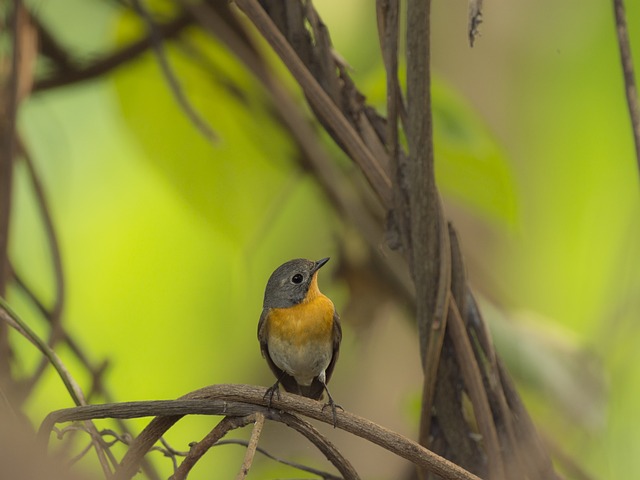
112 13 298 244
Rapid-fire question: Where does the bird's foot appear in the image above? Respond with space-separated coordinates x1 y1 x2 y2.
321 396 343 428
263 382 281 408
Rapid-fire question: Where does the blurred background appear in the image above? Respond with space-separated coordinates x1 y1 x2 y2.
5 0 639 478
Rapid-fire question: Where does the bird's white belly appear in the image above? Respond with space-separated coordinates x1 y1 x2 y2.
268 337 332 386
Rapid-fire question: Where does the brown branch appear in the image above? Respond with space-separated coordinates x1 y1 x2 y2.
13 140 67 399
131 0 218 143
40 384 481 480
612 0 640 175
448 300 505 480
468 0 483 47
404 3 454 473
272 410 359 480
236 412 264 480
234 0 393 207
0 299 114 476
496 360 559 479
216 439 342 479
172 415 257 480
33 11 193 92
0 0 22 382
186 0 412 299
31 13 76 71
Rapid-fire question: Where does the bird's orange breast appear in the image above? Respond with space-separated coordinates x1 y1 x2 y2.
267 275 335 346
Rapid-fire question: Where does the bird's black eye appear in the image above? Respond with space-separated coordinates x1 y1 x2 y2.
291 273 304 284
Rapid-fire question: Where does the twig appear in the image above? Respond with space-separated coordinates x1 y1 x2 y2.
448 300 506 480
272 409 359 480
497 360 559 479
542 432 596 480
15 139 66 396
0 300 84 407
172 415 257 480
236 412 264 480
215 439 342 480
33 12 193 92
131 0 218 143
0 300 113 477
468 0 483 47
612 0 640 175
0 0 21 379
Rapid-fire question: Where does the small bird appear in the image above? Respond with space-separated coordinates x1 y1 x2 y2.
258 257 342 425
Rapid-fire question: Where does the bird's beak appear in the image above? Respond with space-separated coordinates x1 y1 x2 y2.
313 257 330 272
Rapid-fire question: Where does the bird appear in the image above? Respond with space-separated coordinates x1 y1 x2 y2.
257 257 342 425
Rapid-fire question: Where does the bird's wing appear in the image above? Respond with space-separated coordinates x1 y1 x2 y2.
324 310 342 385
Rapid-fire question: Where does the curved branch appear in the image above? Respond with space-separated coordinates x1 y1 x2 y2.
612 0 640 175
172 415 257 480
40 384 481 480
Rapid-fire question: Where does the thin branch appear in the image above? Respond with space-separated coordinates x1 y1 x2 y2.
448 300 506 480
172 415 257 480
612 0 640 175
0 300 113 477
0 0 21 380
33 12 193 92
14 139 66 397
131 0 218 143
468 0 483 47
272 409 359 480
215 439 342 480
0 300 84 409
31 13 76 71
235 412 264 480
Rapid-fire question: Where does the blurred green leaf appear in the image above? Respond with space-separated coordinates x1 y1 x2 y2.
112 13 298 244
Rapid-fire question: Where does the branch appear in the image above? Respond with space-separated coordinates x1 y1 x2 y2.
131 0 218 143
0 299 114 477
234 0 393 207
39 384 481 480
0 0 22 378
172 414 257 480
404 1 454 469
215 439 342 479
236 412 264 480
14 140 67 398
612 0 640 175
33 11 193 92
468 0 483 47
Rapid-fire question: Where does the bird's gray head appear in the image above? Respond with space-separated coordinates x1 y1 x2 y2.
263 257 330 308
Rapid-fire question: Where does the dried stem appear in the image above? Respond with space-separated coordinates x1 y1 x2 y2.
33 11 193 92
0 300 112 477
131 0 218 143
172 415 256 480
235 412 264 480
234 0 393 207
14 140 66 398
612 0 640 175
0 0 21 381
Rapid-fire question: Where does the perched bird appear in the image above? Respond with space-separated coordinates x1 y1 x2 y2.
258 257 342 425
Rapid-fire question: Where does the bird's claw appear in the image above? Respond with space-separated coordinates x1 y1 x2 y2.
321 398 343 428
263 383 281 408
